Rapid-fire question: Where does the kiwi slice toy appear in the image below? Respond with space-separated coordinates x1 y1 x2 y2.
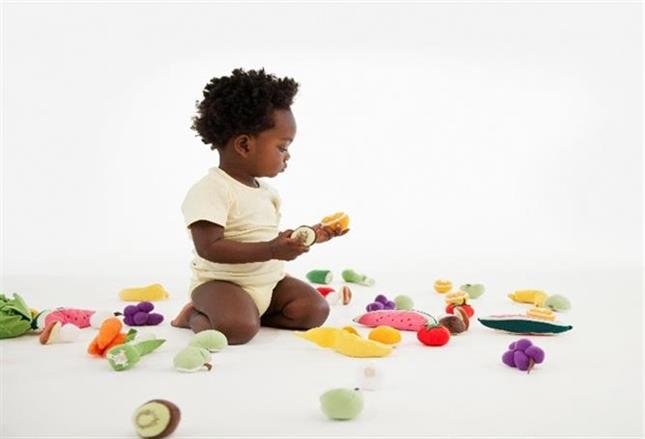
133 399 180 438
291 226 316 246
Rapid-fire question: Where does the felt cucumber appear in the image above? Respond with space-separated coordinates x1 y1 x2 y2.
306 270 333 284
478 314 573 335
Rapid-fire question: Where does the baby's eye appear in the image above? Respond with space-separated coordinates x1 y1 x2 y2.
278 145 288 152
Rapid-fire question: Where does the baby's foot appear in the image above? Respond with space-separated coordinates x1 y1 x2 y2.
171 302 195 329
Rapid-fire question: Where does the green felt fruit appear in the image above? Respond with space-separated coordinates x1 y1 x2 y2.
133 399 180 438
320 388 364 420
460 284 485 299
393 295 414 311
107 344 141 371
189 329 228 352
173 346 212 372
544 294 571 312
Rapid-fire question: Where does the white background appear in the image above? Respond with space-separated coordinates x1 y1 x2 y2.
1 2 643 438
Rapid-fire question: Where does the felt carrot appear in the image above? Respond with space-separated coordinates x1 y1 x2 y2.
96 318 122 350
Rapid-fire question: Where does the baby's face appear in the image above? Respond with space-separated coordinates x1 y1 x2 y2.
252 109 297 177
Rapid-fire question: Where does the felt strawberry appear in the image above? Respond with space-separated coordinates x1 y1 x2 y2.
445 304 474 318
417 315 451 347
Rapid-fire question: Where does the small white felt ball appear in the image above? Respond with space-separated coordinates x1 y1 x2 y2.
358 362 382 391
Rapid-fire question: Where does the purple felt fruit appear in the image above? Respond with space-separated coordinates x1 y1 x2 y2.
123 314 135 326
124 305 139 317
147 313 164 325
502 350 516 367
374 295 389 305
366 302 384 312
513 350 531 371
137 301 154 313
384 301 396 310
508 342 516 350
525 345 545 363
514 338 532 351
133 311 149 325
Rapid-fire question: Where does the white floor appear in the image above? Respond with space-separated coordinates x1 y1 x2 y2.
1 268 643 438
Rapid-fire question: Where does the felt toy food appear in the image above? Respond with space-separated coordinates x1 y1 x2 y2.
39 321 81 344
342 326 360 336
526 306 556 321
87 318 132 357
0 293 34 339
445 290 469 305
544 294 571 312
502 339 545 373
320 388 363 420
342 269 374 286
353 309 432 331
291 226 317 246
358 362 382 391
508 289 548 307
123 302 164 327
133 399 180 439
325 291 340 305
189 329 228 352
460 283 485 299
393 294 414 311
433 279 452 294
119 283 169 302
316 286 335 297
368 326 401 345
446 303 475 318
366 294 396 312
173 346 213 372
321 212 350 232
295 327 392 358
478 314 573 335
106 338 165 371
341 286 352 305
417 315 451 347
306 270 333 284
438 315 467 335
35 308 114 332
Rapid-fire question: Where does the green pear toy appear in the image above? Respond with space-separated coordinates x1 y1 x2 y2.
189 329 228 352
320 388 364 420
173 346 212 372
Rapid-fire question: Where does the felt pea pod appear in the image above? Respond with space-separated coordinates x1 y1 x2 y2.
342 269 374 287
106 338 166 371
173 346 213 372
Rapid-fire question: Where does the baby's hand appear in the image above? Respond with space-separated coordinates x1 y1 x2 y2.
312 223 349 244
269 230 310 261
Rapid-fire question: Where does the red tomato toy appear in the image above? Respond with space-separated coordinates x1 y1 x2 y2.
446 304 474 318
417 319 451 347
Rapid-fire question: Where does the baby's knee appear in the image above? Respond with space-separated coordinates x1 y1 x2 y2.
286 296 330 329
217 317 260 345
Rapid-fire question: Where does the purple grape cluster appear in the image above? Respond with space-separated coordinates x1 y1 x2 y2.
502 338 545 373
366 294 396 312
123 301 164 326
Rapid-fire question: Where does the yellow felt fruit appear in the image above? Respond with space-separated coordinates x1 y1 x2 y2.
342 326 360 336
294 327 341 348
119 283 169 301
527 306 556 321
508 290 548 307
368 326 401 345
333 330 392 358
434 279 452 293
445 290 469 305
321 212 350 232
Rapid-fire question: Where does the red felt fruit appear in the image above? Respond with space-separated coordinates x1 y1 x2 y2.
446 304 474 318
316 286 335 297
417 323 451 347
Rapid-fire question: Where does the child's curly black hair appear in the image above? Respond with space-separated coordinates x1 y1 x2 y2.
191 68 299 150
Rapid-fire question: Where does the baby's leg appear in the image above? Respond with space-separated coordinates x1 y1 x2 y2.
261 276 330 329
186 280 261 344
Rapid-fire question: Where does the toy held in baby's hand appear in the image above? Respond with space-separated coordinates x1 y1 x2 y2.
119 283 169 302
502 338 545 373
342 269 374 286
123 302 164 326
106 336 166 371
320 211 350 232
290 226 317 246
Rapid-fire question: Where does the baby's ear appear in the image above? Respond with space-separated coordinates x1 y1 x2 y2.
233 134 253 157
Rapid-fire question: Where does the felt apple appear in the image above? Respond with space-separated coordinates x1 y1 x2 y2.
460 284 485 299
446 303 474 318
416 316 451 347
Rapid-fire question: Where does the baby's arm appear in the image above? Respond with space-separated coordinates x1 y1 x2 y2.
190 220 309 263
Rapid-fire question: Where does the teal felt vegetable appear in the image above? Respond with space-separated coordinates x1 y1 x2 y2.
0 293 33 339
173 346 212 372
106 338 166 371
188 329 228 352
320 388 364 420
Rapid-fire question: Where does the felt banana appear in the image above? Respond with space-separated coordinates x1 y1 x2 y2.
295 327 392 358
119 283 169 301
508 290 548 307
526 307 556 321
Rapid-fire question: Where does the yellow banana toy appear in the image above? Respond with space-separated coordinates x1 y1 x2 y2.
527 306 556 321
295 327 392 358
119 283 169 301
508 290 548 307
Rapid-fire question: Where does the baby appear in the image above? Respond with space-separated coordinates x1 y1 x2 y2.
171 68 347 344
